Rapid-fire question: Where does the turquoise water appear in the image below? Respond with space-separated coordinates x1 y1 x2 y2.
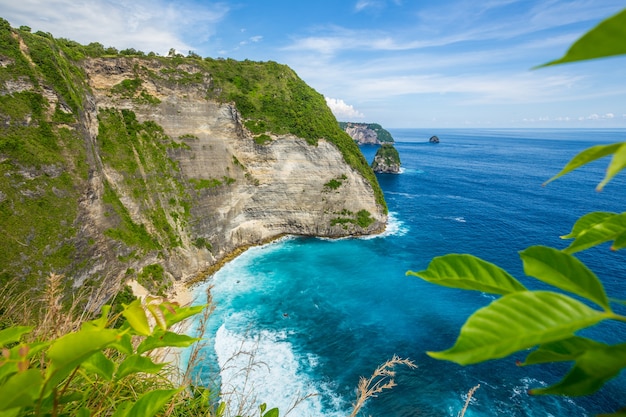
191 129 626 416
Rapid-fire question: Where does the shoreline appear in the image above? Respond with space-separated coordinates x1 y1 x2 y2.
154 227 389 386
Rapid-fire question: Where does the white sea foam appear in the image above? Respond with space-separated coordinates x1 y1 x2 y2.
444 216 467 223
387 211 409 235
399 167 424 174
370 211 409 238
214 324 347 417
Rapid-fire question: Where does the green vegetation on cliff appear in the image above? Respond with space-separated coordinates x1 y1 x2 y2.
0 21 89 288
372 144 401 172
0 18 386 295
375 144 400 163
202 58 386 211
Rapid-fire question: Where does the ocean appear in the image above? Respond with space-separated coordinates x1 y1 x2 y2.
189 128 626 417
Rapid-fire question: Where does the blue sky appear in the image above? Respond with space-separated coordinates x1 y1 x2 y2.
3 0 625 128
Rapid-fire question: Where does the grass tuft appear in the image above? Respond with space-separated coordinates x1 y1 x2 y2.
349 355 417 417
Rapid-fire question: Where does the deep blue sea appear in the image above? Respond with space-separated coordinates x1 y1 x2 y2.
190 129 626 417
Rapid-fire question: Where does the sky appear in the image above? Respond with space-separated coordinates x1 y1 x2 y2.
2 0 625 128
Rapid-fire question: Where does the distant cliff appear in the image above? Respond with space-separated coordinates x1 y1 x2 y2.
339 122 394 145
0 20 387 300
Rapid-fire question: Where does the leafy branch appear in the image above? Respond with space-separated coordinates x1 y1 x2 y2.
0 292 206 417
408 8 626 417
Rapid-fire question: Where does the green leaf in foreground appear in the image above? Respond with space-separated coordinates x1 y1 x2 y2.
599 408 626 417
0 369 43 411
520 246 610 310
535 8 626 67
563 212 626 254
531 343 626 397
115 354 164 381
407 254 526 295
561 212 616 239
427 291 608 365
598 142 626 190
521 336 604 365
81 351 115 381
162 303 206 327
46 328 120 388
611 230 626 251
136 331 199 355
543 143 623 186
122 299 151 336
126 388 181 417
0 326 32 347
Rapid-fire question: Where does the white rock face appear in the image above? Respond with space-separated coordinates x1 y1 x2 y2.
344 124 379 145
81 58 387 284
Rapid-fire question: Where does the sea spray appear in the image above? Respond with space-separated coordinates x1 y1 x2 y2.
214 323 347 417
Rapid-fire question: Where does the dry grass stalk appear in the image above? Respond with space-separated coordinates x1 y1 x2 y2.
35 273 91 340
180 285 215 386
0 276 33 327
458 384 480 417
349 355 417 417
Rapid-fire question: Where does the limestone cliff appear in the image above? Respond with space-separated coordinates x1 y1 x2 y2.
0 22 386 300
339 122 394 145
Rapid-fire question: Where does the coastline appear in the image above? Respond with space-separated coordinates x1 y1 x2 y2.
147 225 389 388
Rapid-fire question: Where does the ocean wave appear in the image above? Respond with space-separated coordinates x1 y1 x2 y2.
214 324 347 417
444 216 467 223
361 211 409 239
399 167 424 174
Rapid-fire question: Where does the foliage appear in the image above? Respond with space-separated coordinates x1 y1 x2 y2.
102 181 161 251
111 77 143 97
20 29 87 113
331 209 375 229
324 174 347 190
537 8 626 67
0 295 206 417
253 134 272 145
0 34 88 288
137 264 170 296
408 10 626 416
192 237 212 251
111 78 161 104
371 144 400 170
190 176 236 190
97 108 188 249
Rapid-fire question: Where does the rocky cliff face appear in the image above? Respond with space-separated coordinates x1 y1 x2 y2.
344 123 379 145
340 122 395 145
0 30 386 300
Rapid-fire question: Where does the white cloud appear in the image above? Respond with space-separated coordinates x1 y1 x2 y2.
355 0 378 11
1 0 229 55
587 113 616 120
325 97 365 120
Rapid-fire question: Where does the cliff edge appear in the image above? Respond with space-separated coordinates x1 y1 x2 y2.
339 122 395 145
0 22 386 300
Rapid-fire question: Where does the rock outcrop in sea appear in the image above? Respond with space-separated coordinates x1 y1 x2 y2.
371 144 401 174
429 135 440 143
